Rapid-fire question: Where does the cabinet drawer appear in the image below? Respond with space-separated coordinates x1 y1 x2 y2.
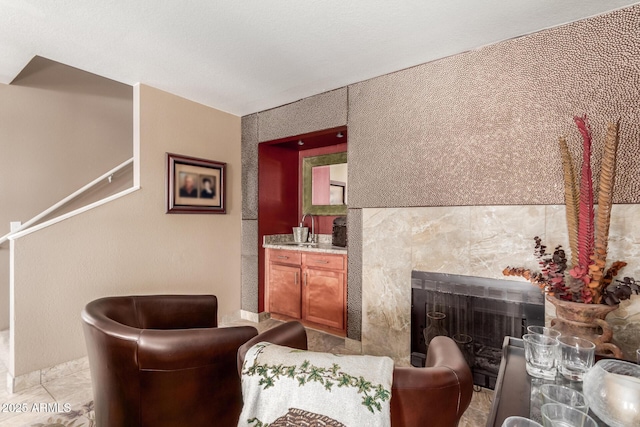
269 249 302 265
303 253 345 270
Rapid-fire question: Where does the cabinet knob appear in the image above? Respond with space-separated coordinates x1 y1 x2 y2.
277 255 289 259
304 272 308 287
313 260 329 264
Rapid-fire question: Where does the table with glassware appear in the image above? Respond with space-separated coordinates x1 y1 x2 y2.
486 336 640 427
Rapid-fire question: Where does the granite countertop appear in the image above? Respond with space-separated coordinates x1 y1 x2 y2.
263 234 347 255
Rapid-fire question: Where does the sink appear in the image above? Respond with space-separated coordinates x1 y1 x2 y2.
280 242 318 247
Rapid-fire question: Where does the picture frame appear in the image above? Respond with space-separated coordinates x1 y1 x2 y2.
166 153 226 214
302 152 347 216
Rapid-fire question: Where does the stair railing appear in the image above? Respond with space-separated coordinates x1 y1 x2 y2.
0 157 134 246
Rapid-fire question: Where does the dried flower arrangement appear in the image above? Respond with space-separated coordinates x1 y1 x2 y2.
504 115 639 305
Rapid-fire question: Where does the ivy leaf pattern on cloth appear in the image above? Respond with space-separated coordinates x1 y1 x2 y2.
238 342 394 427
243 344 391 414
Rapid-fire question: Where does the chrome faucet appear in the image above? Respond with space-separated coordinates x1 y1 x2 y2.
301 213 315 243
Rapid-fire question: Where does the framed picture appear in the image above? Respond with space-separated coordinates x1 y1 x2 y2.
166 153 226 214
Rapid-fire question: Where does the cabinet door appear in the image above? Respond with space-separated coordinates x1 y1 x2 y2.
268 264 301 319
303 268 345 329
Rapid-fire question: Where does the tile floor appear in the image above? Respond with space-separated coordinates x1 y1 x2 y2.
0 329 96 427
0 322 492 426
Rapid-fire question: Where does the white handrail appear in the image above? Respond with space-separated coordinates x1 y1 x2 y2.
0 157 134 245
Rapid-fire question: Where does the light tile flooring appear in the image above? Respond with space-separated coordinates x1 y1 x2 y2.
0 322 492 426
0 329 96 427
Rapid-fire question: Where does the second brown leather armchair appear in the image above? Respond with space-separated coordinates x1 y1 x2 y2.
237 321 473 427
82 295 258 427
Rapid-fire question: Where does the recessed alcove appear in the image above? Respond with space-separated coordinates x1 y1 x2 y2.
257 126 347 312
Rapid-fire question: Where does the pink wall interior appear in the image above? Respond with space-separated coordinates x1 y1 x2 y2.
312 166 330 204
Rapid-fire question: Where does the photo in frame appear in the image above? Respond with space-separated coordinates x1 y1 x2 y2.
166 153 226 214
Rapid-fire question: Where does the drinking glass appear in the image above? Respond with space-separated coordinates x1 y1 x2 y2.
556 336 595 381
523 334 558 379
527 326 561 339
539 384 588 413
501 416 543 427
540 403 597 427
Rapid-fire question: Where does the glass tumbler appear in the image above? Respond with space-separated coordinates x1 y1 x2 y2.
556 336 595 381
527 325 561 339
539 384 588 413
540 403 597 427
523 334 559 380
501 416 543 427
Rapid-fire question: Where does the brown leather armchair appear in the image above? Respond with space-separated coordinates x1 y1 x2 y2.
82 295 257 427
237 321 473 427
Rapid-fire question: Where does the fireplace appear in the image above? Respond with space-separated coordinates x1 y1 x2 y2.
411 271 544 389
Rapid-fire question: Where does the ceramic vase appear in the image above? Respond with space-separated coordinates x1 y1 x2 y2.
547 295 622 358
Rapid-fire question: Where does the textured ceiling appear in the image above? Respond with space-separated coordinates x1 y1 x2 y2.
1 1 639 116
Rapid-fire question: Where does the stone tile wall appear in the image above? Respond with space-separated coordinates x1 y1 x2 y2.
241 114 259 312
347 208 363 340
362 205 640 364
257 88 348 142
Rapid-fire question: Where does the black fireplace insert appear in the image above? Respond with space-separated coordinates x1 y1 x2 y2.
411 271 544 389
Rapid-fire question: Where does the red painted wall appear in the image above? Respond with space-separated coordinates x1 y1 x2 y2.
257 143 300 311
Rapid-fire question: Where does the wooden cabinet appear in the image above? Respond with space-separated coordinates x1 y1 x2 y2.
269 263 301 319
265 248 347 335
265 249 302 319
303 267 345 330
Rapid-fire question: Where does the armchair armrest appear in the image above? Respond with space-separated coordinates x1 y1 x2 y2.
237 321 308 373
138 326 257 370
391 336 473 427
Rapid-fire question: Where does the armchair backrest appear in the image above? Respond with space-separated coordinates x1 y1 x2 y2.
82 294 218 330
135 294 218 329
82 294 256 427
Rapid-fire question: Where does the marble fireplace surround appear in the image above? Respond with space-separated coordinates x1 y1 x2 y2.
361 205 640 365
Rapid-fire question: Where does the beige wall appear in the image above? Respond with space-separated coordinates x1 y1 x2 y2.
0 57 133 331
10 84 241 376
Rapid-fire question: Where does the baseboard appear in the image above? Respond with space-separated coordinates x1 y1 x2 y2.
6 356 89 394
240 310 271 323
